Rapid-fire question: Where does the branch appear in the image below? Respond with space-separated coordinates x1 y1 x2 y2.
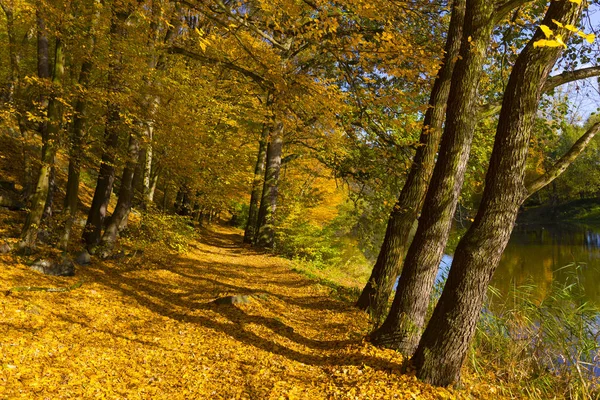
479 65 600 119
494 0 532 23
543 66 600 92
168 46 272 89
525 121 600 197
6 280 85 295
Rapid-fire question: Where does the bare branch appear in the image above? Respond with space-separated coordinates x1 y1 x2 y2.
543 65 600 92
525 121 600 197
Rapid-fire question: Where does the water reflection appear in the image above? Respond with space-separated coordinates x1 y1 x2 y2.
492 223 600 306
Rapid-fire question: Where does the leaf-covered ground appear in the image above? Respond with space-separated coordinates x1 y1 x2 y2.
1 226 504 399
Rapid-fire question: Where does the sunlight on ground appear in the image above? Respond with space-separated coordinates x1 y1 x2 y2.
0 226 500 399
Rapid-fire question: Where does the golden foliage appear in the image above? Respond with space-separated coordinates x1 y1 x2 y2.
1 226 505 399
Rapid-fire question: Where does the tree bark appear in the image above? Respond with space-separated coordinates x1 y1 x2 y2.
60 0 101 251
0 0 32 197
370 0 499 355
82 10 128 250
255 121 283 248
99 133 140 257
60 59 94 251
412 0 584 386
20 35 64 249
244 124 269 244
355 0 465 322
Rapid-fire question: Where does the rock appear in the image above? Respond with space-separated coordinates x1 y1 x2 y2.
75 250 91 265
212 295 252 305
0 242 11 254
29 258 75 276
29 259 54 274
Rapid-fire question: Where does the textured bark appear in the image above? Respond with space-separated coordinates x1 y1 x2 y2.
244 125 269 244
99 134 140 257
371 0 498 355
61 0 101 251
60 59 93 251
83 10 128 249
413 1 584 387
20 36 64 249
356 0 465 322
255 122 283 248
36 9 55 221
83 105 121 249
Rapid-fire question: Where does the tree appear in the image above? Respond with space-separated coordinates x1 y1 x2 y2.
355 0 465 322
413 0 593 386
370 0 520 354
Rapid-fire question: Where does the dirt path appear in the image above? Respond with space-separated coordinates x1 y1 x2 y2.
0 226 484 399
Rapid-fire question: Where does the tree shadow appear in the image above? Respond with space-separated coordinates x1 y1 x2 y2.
75 228 401 372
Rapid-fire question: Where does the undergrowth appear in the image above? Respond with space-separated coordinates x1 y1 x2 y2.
472 263 600 399
124 211 195 253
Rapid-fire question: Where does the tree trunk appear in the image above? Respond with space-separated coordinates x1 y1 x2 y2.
255 121 283 248
0 1 32 197
20 35 64 249
244 124 269 244
83 105 121 249
413 1 584 386
99 133 140 257
355 0 465 322
60 59 93 251
82 10 128 250
60 0 100 251
36 8 56 220
370 0 498 354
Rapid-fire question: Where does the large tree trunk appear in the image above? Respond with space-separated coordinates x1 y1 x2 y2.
355 0 465 322
255 121 283 248
20 36 64 250
98 133 140 257
370 0 499 354
82 10 128 250
244 124 269 244
413 1 584 386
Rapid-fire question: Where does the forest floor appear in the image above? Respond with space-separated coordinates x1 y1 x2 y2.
0 224 503 399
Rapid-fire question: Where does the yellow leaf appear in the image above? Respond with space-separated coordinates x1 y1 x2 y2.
569 0 582 4
540 25 553 39
577 31 596 44
533 39 565 48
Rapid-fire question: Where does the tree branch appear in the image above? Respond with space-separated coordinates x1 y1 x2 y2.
494 0 532 23
479 65 600 119
525 121 600 197
168 46 272 89
543 65 600 92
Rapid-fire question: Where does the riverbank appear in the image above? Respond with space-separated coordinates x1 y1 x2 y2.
518 198 600 224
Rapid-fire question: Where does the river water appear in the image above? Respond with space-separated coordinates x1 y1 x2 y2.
491 222 600 306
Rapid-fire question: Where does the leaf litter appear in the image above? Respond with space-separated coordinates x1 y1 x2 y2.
0 226 505 399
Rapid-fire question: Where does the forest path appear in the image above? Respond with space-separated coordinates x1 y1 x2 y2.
1 225 474 399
